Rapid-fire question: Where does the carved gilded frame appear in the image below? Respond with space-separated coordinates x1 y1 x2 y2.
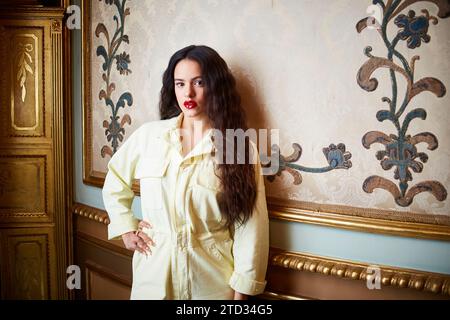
82 0 103 188
82 0 139 193
268 197 450 240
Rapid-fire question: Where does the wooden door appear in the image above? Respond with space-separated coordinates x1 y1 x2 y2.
0 4 70 299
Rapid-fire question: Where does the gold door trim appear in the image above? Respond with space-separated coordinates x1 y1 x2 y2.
11 33 39 131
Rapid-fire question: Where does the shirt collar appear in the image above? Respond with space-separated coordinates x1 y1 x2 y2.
162 113 215 161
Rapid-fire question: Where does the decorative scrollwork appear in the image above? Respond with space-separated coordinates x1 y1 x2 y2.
356 0 448 206
16 42 34 102
263 143 352 184
96 0 133 157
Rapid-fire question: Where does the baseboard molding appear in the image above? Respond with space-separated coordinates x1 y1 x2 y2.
269 248 450 297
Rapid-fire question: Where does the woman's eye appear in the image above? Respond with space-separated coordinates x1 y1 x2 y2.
175 82 184 88
194 79 204 87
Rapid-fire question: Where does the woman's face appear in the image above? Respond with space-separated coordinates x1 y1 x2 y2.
174 59 207 123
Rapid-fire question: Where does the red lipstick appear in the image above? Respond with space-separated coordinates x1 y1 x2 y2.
184 100 197 109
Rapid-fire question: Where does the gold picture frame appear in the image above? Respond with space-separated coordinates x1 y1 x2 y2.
82 0 103 189
268 197 450 240
81 0 139 192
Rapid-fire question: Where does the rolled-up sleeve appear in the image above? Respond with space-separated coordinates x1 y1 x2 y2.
229 154 270 296
102 127 142 240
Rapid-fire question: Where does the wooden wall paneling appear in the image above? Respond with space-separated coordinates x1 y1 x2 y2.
1 227 56 299
73 209 132 300
85 260 131 300
0 18 52 144
75 235 132 300
0 6 70 299
72 203 450 300
0 148 53 223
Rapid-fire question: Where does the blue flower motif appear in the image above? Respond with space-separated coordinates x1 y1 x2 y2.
322 143 352 169
394 10 431 49
105 116 126 151
115 51 132 75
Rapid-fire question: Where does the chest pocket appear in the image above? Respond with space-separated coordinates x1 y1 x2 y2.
135 158 169 210
189 162 223 225
191 161 221 192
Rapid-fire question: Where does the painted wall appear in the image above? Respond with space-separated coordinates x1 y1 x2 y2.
72 0 450 274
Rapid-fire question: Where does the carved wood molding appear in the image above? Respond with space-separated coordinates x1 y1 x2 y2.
72 203 110 225
51 20 61 33
0 8 65 19
50 16 67 299
270 248 450 297
72 202 450 297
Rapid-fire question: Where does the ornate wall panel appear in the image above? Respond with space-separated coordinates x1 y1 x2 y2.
85 260 132 300
0 151 52 221
0 5 70 299
10 31 42 135
82 0 450 240
0 227 56 299
0 22 52 141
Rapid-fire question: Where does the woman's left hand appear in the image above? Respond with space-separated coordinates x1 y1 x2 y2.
136 220 156 249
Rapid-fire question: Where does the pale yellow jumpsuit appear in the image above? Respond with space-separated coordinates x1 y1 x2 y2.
102 113 269 299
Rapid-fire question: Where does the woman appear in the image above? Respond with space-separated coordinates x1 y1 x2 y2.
102 45 269 300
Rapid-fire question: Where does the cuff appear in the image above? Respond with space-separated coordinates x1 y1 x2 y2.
229 271 267 296
107 214 139 240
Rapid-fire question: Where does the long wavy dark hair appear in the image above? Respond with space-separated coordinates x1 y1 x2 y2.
159 45 257 228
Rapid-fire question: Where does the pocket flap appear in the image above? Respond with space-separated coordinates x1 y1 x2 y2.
135 158 169 178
